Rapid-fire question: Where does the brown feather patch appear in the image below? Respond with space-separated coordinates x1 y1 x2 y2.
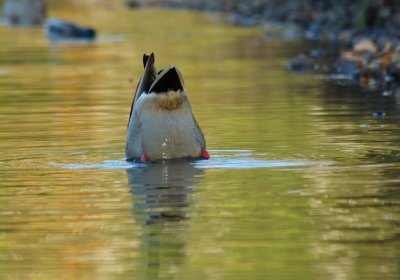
156 90 186 110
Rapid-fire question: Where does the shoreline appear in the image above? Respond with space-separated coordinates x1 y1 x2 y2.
127 0 400 91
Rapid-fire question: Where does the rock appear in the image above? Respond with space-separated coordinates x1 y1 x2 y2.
387 61 400 81
282 24 304 40
337 30 353 43
288 54 315 72
2 0 46 26
353 38 378 54
125 0 141 8
372 111 385 117
379 49 393 70
365 3 379 28
308 48 328 59
335 57 361 76
360 67 385 87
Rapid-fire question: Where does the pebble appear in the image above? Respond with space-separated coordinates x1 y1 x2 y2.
288 54 316 72
372 111 386 117
353 38 378 54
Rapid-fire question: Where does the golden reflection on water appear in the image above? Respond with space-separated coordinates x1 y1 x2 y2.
127 162 202 279
0 3 399 280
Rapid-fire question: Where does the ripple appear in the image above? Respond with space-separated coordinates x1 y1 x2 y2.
49 159 141 170
194 157 307 169
47 35 125 45
50 150 316 170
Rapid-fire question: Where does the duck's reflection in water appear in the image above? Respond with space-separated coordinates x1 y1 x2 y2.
126 161 203 278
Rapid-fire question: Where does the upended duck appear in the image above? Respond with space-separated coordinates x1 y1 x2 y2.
125 53 209 161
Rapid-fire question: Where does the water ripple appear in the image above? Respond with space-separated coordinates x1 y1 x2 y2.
50 150 316 170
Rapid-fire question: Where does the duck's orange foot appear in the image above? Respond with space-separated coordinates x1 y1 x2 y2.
140 154 149 162
201 149 210 160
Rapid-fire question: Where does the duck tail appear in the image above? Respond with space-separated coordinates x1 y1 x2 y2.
128 53 157 126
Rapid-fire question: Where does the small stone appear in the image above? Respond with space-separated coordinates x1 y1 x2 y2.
126 0 140 8
288 54 315 72
335 58 360 75
309 48 327 58
337 30 352 42
387 61 400 81
372 111 385 117
354 38 378 54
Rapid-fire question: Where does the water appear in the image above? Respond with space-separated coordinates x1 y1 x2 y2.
1 4 399 280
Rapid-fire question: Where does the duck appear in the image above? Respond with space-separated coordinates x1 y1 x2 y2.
125 53 209 161
46 18 96 41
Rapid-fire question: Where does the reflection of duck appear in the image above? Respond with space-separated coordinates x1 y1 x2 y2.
125 53 209 161
127 161 203 278
46 18 96 41
127 161 202 225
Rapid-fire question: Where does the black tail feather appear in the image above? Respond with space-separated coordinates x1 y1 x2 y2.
149 67 184 93
128 53 156 126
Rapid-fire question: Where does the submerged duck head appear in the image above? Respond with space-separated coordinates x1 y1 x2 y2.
125 53 209 161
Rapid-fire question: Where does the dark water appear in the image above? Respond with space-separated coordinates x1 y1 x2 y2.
0 4 399 280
